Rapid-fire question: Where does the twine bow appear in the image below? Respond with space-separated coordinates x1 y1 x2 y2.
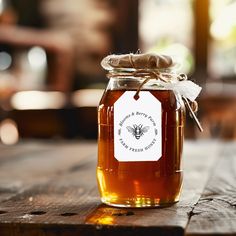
107 69 203 132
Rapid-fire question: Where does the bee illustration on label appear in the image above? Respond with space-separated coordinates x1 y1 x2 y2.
126 124 150 140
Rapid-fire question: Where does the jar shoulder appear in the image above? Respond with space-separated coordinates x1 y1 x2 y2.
99 89 185 111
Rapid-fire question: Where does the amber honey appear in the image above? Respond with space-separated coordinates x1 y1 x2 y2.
97 87 185 207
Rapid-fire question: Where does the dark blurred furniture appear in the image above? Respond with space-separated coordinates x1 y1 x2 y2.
0 0 138 140
0 25 76 138
0 25 75 92
198 96 236 140
0 140 235 235
3 0 235 141
186 82 236 140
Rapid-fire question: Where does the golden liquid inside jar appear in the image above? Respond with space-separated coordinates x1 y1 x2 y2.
97 77 185 207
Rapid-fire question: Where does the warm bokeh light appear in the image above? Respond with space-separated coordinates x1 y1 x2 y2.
210 1 236 40
0 0 4 13
139 0 193 49
0 119 19 145
148 43 194 74
139 0 194 74
27 46 47 70
71 89 104 107
0 51 12 70
11 91 66 110
209 0 236 77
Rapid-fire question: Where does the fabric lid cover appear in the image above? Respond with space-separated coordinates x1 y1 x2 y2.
101 53 175 71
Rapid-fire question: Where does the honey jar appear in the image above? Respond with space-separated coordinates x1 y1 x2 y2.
97 53 202 207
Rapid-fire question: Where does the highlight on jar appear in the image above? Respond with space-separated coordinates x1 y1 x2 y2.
97 53 203 208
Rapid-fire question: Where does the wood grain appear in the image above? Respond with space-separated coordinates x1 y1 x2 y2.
186 143 236 236
0 141 97 202
0 141 225 235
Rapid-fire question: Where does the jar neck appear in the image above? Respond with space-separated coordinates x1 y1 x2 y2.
107 77 166 91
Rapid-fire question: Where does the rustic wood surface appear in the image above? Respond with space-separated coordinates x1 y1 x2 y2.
0 140 235 236
186 143 236 236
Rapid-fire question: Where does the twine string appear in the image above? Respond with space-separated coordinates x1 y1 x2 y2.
107 69 203 132
107 69 186 99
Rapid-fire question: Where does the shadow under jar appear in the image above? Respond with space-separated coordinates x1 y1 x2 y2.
97 74 186 208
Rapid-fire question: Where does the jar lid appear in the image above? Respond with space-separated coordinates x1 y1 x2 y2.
101 53 175 71
101 53 203 132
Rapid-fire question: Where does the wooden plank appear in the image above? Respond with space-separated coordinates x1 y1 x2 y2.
0 141 220 236
0 141 97 202
186 143 236 236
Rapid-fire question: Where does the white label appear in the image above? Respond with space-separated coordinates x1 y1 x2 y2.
114 91 162 162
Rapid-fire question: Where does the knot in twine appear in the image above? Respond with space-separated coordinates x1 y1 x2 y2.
103 53 203 132
107 68 202 132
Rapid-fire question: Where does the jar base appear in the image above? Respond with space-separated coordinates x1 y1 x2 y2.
101 196 179 208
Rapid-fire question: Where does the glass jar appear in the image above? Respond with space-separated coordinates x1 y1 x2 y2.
97 74 186 207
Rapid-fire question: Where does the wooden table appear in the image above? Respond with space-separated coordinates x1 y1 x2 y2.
0 140 235 236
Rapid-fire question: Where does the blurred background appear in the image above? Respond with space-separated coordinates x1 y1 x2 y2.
0 0 236 144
